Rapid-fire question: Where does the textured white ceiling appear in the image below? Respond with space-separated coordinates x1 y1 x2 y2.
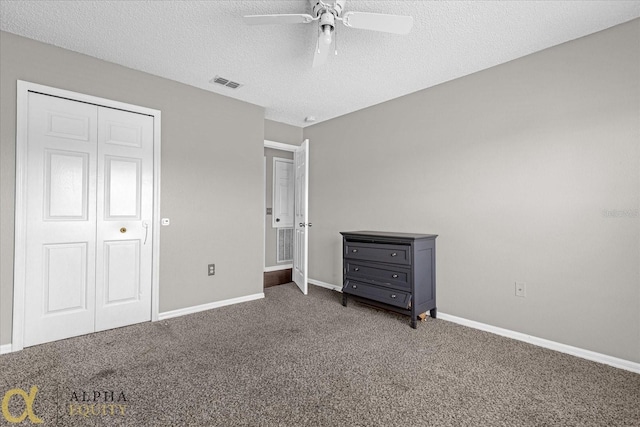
1 1 639 127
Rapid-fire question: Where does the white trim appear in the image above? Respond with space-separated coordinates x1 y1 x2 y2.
12 80 29 351
151 110 162 322
264 264 293 273
264 139 299 152
13 80 162 351
158 293 265 321
262 155 266 272
21 81 162 115
437 313 640 374
308 278 342 292
306 278 640 373
0 344 13 355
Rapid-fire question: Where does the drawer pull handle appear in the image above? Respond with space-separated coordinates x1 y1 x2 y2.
392 274 398 278
352 249 358 253
390 252 397 257
391 294 396 299
352 285 357 289
354 268 360 271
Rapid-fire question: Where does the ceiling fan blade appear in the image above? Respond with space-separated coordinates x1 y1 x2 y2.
341 11 413 34
243 14 315 26
312 35 331 68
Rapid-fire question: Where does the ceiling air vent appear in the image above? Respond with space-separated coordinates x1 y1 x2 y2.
210 75 243 89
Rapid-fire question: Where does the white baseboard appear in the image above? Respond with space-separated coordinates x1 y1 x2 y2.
308 278 342 292
264 264 293 273
158 292 265 321
306 278 639 374
2 293 267 354
5 286 639 373
438 312 640 374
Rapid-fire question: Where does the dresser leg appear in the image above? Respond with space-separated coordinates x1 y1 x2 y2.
430 308 437 319
342 293 348 307
410 318 418 329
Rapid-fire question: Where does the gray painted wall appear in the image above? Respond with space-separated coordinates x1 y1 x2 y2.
265 120 303 146
303 19 640 362
0 32 265 346
263 120 301 269
2 19 638 364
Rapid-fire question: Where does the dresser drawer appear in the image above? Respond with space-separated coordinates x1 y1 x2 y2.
345 260 410 290
343 280 411 309
344 241 411 265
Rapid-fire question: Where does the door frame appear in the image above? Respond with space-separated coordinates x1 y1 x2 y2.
263 139 308 276
12 80 162 351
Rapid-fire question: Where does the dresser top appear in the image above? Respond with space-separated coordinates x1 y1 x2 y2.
340 231 438 240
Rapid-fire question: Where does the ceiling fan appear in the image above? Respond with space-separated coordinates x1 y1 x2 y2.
244 0 414 67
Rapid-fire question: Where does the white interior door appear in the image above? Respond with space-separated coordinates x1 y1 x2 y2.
23 92 154 347
95 107 153 331
272 158 294 228
24 92 98 346
293 140 309 294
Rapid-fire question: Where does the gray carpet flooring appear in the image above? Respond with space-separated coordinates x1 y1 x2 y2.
1 282 639 426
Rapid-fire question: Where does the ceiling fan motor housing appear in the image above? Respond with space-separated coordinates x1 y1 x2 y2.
319 12 335 32
310 0 345 18
244 0 413 67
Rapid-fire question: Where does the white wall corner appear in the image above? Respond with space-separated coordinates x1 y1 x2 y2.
0 343 13 355
158 292 264 321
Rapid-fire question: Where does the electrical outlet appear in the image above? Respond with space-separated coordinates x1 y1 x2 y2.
515 282 526 297
208 264 215 276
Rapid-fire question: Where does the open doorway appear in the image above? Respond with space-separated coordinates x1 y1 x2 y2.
264 146 294 287
263 140 309 294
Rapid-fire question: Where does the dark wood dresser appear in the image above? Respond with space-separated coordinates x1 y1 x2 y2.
340 231 437 328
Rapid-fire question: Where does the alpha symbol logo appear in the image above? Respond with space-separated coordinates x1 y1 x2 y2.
1 386 44 424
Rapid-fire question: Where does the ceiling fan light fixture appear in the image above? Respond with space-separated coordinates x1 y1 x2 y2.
243 0 413 67
319 11 335 46
322 25 332 45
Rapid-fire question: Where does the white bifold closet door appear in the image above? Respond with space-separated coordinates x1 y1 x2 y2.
24 92 153 347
